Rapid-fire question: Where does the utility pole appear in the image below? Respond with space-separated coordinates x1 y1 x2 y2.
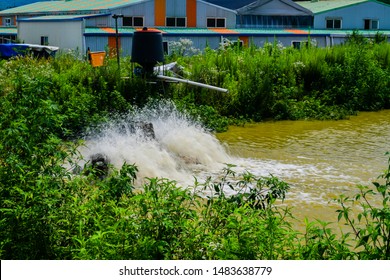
112 14 123 71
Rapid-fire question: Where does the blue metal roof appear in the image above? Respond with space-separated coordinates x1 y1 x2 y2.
0 0 145 15
17 13 110 22
0 0 46 11
84 27 390 37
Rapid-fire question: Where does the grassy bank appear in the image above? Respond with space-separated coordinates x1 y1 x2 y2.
1 40 390 259
172 36 390 128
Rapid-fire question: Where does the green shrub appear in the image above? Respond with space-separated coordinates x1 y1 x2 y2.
336 152 390 260
1 43 390 260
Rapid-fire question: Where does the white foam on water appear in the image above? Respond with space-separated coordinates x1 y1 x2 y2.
75 102 379 209
77 101 233 186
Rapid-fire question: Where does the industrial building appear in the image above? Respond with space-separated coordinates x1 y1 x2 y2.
0 0 390 54
297 0 390 30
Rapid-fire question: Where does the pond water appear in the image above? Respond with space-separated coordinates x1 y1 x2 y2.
216 110 390 227
78 104 389 230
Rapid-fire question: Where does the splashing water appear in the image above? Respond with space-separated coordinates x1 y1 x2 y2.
77 102 232 186
74 103 390 227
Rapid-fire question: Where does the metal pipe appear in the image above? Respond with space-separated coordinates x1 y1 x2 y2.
156 75 228 93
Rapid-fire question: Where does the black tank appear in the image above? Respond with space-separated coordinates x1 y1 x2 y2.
131 27 164 74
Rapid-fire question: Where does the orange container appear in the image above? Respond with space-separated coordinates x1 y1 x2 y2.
89 51 105 67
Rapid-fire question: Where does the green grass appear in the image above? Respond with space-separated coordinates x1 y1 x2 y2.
1 40 390 259
172 37 390 124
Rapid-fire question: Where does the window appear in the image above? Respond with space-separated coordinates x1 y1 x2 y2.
166 17 176 27
5 18 12 26
292 41 303 49
217 18 225 28
292 40 316 49
326 18 341 29
207 18 226 28
41 36 49 46
292 41 309 49
133 17 144 27
207 18 215 27
166 17 186 27
123 16 144 27
364 19 379 30
123 17 132 26
176 17 186 27
0 35 16 44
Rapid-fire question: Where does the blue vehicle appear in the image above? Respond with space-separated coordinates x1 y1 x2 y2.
0 43 59 58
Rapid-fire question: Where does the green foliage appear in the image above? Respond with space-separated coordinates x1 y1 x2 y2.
99 162 138 202
174 100 230 132
191 166 297 260
336 153 390 259
293 151 390 260
0 55 131 138
2 40 390 131
173 38 390 122
0 58 78 258
299 218 355 260
1 43 390 260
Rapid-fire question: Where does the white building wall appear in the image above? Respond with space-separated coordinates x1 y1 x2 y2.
18 20 84 52
313 2 390 29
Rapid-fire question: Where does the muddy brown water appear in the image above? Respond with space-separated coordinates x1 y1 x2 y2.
78 105 389 231
216 110 390 229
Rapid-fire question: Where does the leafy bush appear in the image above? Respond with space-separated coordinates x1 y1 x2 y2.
174 38 390 122
336 153 390 259
1 43 390 260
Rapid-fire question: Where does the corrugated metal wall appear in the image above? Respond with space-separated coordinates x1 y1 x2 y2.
164 35 222 51
120 37 132 56
107 1 236 29
314 2 390 30
248 35 328 48
85 35 133 56
166 0 186 17
197 1 236 28
85 16 110 28
85 36 109 53
110 1 155 27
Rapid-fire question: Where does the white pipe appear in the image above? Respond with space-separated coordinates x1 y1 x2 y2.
156 75 228 93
